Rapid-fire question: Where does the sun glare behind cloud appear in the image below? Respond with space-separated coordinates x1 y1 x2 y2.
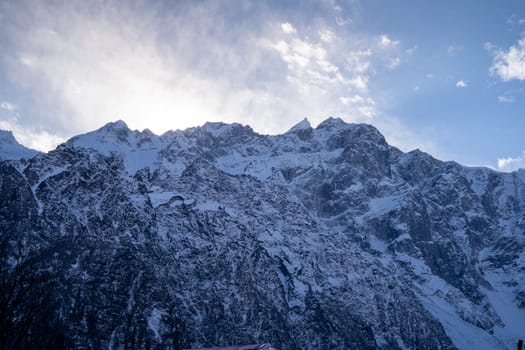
0 0 416 152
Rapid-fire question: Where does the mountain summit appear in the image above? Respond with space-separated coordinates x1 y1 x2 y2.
1 118 524 349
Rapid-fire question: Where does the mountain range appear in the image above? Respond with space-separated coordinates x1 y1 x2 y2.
1 118 524 349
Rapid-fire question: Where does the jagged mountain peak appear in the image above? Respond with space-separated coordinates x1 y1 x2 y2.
66 120 160 150
315 116 348 130
76 119 133 141
62 121 169 174
314 118 385 141
287 118 312 133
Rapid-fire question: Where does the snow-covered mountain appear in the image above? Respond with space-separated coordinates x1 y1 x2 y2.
1 118 524 349
0 129 39 160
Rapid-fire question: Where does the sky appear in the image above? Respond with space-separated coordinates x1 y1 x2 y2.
0 0 525 171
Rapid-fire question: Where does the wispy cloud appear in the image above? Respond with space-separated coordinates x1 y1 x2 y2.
507 14 525 28
496 88 522 103
486 35 525 81
319 28 336 43
268 22 387 120
456 80 468 88
386 57 401 69
447 45 463 56
405 45 417 56
344 49 373 90
379 35 399 48
498 95 514 103
339 95 376 118
333 5 352 26
3 0 217 137
0 101 16 111
271 24 344 90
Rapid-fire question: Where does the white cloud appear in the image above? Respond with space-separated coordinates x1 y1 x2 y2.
386 57 401 69
0 102 17 111
319 28 335 43
498 151 525 172
268 22 379 119
357 105 376 118
487 35 525 81
339 95 365 105
270 35 343 88
334 5 352 26
498 95 514 103
347 76 369 90
456 80 468 88
271 27 376 97
0 117 64 151
345 49 372 74
426 73 434 79
344 49 373 90
281 22 297 34
379 35 399 48
339 95 376 118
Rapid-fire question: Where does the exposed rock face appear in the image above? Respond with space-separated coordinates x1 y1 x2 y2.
1 118 524 349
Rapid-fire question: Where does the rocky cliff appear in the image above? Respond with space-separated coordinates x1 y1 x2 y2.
1 118 524 349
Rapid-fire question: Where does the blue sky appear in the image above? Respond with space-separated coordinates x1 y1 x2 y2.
0 0 524 170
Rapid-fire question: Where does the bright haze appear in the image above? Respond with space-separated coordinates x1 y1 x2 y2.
0 0 524 170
